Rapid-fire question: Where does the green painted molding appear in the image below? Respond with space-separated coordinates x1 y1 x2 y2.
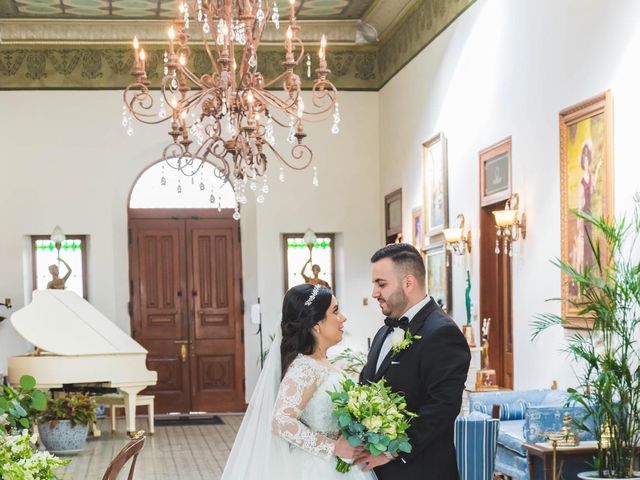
0 0 475 90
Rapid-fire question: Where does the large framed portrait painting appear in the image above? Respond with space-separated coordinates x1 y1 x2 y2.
559 91 613 328
425 242 451 314
422 133 448 238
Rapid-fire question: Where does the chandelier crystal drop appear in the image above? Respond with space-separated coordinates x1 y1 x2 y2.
123 0 338 219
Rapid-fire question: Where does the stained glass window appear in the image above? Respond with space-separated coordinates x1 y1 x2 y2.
32 236 87 298
283 234 335 292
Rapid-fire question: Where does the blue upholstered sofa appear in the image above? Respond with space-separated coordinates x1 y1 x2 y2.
467 389 595 480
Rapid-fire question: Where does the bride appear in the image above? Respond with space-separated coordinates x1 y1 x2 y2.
221 283 376 479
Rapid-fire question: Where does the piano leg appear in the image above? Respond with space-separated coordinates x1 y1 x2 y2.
119 386 144 436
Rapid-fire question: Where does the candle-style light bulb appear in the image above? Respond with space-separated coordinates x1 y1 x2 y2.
247 91 254 104
286 26 293 40
179 53 186 66
168 26 176 40
133 36 139 50
319 34 326 60
139 48 147 72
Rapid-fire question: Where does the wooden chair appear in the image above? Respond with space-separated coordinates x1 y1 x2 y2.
102 433 146 480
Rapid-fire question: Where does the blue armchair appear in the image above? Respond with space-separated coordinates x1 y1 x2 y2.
468 389 595 480
455 412 500 480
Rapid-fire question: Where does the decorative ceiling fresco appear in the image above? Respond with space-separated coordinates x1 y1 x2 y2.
0 0 374 19
0 0 476 89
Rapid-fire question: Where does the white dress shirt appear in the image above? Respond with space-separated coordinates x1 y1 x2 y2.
375 296 431 373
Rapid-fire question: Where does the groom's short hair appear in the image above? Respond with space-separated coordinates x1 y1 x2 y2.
371 243 425 286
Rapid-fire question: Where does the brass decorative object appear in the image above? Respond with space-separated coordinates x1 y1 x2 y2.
475 317 498 391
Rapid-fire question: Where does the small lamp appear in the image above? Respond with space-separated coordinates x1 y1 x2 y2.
50 225 66 260
443 214 471 256
492 193 526 256
303 228 317 261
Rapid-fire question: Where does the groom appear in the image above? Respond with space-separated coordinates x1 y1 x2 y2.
356 243 471 479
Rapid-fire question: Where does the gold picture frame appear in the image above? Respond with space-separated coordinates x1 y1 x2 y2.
422 132 448 239
411 207 424 252
424 241 452 314
559 91 613 329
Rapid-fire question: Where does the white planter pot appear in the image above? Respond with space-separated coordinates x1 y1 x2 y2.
578 472 640 479
38 420 89 455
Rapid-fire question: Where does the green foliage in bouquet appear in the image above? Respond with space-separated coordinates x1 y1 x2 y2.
39 393 97 428
328 378 417 473
0 429 69 479
330 348 368 378
0 375 48 434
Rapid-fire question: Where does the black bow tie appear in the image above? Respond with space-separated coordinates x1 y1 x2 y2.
384 316 409 330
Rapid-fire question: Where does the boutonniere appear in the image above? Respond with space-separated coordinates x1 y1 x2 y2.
390 328 422 356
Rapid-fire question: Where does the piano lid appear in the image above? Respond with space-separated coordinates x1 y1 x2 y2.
11 290 148 356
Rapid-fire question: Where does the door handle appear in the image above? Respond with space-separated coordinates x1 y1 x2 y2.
173 340 189 344
180 344 188 363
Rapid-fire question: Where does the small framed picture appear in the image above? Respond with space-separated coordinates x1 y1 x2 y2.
411 207 424 251
480 137 512 207
424 242 451 314
422 132 448 238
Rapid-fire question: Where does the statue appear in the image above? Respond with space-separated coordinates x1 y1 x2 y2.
301 259 331 289
462 270 476 346
475 317 498 390
47 258 72 290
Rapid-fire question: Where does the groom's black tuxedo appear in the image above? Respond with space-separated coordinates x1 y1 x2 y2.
359 298 471 480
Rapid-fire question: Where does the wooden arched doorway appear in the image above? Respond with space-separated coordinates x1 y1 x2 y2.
128 160 245 413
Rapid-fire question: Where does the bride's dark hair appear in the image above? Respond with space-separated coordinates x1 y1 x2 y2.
280 283 332 376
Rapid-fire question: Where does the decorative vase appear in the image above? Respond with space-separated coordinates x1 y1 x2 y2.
38 420 89 454
578 472 640 479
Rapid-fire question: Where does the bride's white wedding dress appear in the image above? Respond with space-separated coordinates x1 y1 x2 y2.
272 354 375 480
221 330 376 480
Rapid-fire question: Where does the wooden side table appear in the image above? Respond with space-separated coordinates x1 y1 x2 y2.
524 441 598 480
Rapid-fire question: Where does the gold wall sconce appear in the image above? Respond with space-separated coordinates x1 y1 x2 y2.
443 214 471 256
492 193 526 256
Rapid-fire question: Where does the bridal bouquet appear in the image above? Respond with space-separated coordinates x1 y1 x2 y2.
328 378 417 473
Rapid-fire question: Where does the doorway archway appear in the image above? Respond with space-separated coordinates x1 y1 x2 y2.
128 160 245 414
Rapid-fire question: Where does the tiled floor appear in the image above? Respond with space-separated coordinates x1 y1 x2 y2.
55 415 243 479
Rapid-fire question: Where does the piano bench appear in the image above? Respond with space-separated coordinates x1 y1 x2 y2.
95 394 155 435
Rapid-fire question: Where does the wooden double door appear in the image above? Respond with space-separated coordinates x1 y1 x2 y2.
129 210 245 414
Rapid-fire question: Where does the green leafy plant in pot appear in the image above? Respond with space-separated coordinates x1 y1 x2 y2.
0 374 47 434
38 393 97 454
532 205 640 479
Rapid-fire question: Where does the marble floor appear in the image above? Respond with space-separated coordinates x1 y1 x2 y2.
55 414 243 480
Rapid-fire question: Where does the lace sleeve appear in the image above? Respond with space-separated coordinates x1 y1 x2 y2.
271 356 337 460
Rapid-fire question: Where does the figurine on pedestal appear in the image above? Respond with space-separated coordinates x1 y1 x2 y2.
462 270 476 347
475 317 498 390
47 258 72 290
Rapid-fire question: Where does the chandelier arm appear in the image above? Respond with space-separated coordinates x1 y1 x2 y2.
201 37 221 75
255 89 299 115
124 85 172 125
266 141 313 171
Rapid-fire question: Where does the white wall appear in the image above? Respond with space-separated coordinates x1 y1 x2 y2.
379 0 640 389
0 90 382 399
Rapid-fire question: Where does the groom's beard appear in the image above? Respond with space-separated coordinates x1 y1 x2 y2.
380 288 409 318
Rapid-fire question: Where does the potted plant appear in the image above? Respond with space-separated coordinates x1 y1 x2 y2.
38 393 97 455
532 204 640 479
0 374 47 434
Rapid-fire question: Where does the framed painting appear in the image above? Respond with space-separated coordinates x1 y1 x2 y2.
385 188 403 244
480 137 512 207
560 91 613 329
422 133 448 238
425 242 451 314
411 207 424 252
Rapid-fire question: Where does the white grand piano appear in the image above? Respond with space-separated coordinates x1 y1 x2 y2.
8 290 157 434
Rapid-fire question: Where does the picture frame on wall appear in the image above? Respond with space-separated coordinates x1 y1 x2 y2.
425 241 451 314
480 137 512 207
559 91 613 329
384 188 403 244
411 207 424 252
422 132 448 238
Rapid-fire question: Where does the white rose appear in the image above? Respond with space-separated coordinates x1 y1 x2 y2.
391 328 405 347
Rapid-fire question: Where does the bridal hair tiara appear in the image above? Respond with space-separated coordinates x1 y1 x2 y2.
304 284 322 306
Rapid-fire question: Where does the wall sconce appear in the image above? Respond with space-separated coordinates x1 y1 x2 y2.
303 228 317 261
492 193 526 256
50 225 66 260
443 214 471 256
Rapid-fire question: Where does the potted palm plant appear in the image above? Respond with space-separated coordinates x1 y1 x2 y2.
38 393 97 455
532 203 640 479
